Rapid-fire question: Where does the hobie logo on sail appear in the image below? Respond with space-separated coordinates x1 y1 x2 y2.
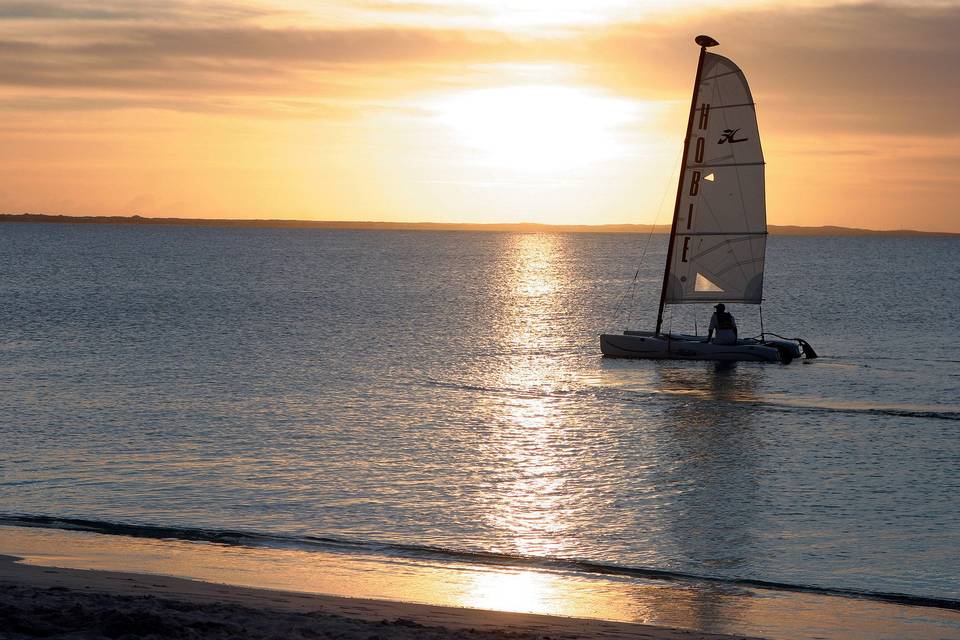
718 128 748 144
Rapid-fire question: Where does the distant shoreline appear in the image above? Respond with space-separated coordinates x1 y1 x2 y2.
2 213 957 236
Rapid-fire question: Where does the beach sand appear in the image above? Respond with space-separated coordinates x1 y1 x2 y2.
0 554 755 640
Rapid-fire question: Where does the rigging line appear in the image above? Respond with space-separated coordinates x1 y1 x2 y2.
612 267 639 326
623 143 683 330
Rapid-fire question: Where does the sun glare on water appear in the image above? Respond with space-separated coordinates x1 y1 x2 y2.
435 86 639 173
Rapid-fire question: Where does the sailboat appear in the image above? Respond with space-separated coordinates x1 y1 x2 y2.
600 35 816 363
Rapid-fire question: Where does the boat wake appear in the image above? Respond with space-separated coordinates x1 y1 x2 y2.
2 513 957 612
419 374 960 422
757 398 960 422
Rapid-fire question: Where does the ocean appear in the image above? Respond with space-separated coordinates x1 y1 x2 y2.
1 223 958 635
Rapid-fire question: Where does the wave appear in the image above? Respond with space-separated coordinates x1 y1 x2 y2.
416 372 960 421
460 381 960 422
2 513 957 612
753 399 960 422
854 355 960 365
416 376 584 400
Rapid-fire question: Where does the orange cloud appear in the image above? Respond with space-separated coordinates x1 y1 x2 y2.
0 1 957 230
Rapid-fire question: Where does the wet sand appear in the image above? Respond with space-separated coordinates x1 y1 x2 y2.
0 555 754 639
2 526 959 639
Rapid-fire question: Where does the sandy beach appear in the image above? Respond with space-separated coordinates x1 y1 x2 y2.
0 554 755 640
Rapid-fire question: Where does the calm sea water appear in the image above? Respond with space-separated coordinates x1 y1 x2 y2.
1 224 958 603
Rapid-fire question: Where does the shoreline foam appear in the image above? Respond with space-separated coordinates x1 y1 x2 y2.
2 514 956 612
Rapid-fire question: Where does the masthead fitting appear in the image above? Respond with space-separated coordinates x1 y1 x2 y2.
695 35 720 48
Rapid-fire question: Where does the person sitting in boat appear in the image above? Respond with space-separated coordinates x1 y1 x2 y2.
707 303 738 345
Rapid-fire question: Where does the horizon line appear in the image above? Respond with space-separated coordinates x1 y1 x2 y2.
2 213 958 237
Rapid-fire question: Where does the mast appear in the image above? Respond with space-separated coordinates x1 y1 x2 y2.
655 35 718 335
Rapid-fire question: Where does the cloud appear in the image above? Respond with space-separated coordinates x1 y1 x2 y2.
584 3 960 134
0 0 274 23
0 2 141 20
76 27 519 63
352 1 485 16
0 1 955 135
0 21 540 106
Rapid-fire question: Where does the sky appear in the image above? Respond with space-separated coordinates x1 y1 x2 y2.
0 0 957 231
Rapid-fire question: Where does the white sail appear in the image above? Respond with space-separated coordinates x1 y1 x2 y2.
664 52 766 304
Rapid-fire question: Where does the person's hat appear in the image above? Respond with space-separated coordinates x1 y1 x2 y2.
714 303 725 311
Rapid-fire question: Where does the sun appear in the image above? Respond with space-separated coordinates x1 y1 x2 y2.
434 85 639 173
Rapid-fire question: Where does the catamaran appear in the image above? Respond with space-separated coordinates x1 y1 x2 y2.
600 35 816 363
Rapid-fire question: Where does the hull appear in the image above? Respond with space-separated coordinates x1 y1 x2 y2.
600 331 796 362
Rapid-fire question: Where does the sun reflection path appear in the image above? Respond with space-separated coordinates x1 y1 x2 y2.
486 395 573 558
479 234 584 560
503 234 566 349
